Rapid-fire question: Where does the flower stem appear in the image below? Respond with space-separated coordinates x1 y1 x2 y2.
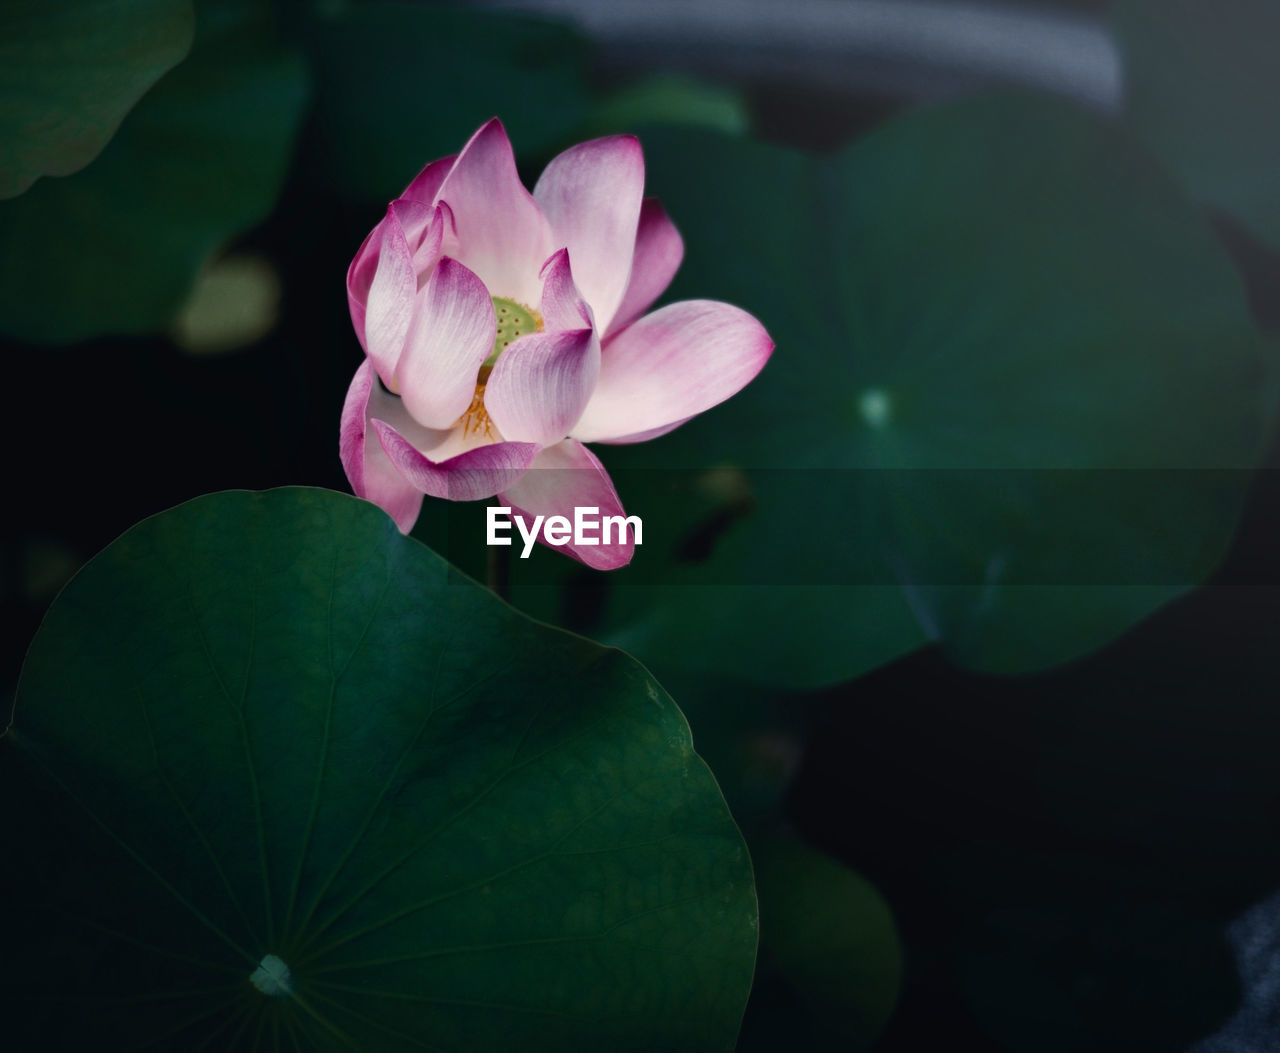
487 541 511 602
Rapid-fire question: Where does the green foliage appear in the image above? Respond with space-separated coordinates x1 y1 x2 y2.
1117 0 1280 251
0 0 194 198
306 3 591 202
0 4 308 342
579 74 750 138
3 488 756 1050
626 671 901 1049
752 829 901 1051
577 94 1273 685
5 0 1277 1045
172 252 282 354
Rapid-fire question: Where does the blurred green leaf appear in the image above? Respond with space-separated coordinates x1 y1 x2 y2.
0 0 194 198
307 3 590 201
589 94 1272 685
0 6 309 343
750 828 901 1051
653 669 803 827
579 74 750 138
4 487 756 1050
19 536 81 605
173 251 281 354
1117 0 1280 251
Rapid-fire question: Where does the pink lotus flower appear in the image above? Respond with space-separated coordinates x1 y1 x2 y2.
340 119 773 569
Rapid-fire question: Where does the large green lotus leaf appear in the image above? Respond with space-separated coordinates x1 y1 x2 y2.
2 488 756 1050
578 74 750 139
307 3 589 202
589 95 1271 685
0 7 308 343
1116 0 1280 251
0 0 194 198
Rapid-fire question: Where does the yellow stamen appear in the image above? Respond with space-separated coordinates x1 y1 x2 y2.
459 365 496 438
456 296 544 439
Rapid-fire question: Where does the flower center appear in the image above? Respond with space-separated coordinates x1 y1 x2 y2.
486 297 542 368
458 297 544 439
250 954 293 997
